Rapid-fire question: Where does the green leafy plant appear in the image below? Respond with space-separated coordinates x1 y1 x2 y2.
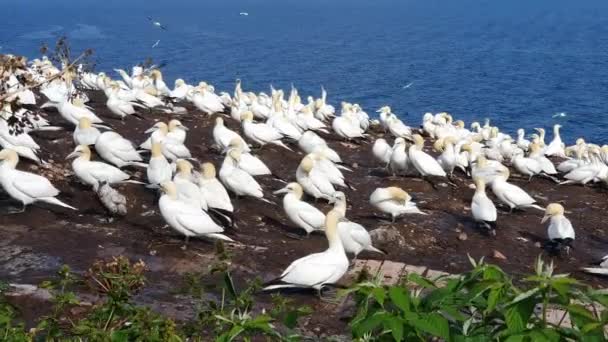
343 256 608 341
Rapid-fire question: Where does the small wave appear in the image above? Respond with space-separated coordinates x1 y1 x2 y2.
69 24 107 40
20 25 64 39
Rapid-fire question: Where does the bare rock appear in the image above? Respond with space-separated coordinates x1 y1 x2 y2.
370 227 406 250
492 250 507 260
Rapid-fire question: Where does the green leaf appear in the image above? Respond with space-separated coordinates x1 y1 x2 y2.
111 330 130 342
223 272 237 300
406 312 450 340
388 287 410 313
407 273 436 289
353 311 387 337
568 304 597 330
508 288 540 306
386 316 404 341
504 296 536 334
371 287 386 306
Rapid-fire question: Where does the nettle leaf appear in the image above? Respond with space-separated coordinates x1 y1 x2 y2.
353 311 388 337
388 286 410 313
407 312 450 340
385 316 405 341
407 273 437 289
372 287 387 306
567 304 597 329
508 288 540 306
504 296 536 334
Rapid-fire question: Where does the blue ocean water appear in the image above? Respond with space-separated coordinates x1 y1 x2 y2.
2 0 608 143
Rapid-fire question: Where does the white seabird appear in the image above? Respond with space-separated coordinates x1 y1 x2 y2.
274 182 325 236
369 186 426 222
0 149 76 212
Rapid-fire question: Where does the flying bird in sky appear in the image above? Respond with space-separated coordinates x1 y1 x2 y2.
147 17 167 30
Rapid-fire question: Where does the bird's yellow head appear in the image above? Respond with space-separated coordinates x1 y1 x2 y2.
240 111 254 122
66 145 91 161
169 119 187 132
412 134 424 147
542 203 564 223
201 162 216 179
473 177 486 192
387 186 411 203
228 148 241 162
176 159 193 175
300 156 314 173
78 117 92 129
160 181 177 197
0 149 19 167
433 138 445 152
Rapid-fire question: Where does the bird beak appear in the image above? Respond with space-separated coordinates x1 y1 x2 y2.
66 151 79 160
180 125 189 131
541 214 549 224
273 187 289 195
144 126 158 134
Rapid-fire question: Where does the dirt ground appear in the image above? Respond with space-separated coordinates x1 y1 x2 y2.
1 90 607 336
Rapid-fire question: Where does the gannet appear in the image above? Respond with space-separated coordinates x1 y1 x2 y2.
0 149 75 212
262 197 348 292
435 137 458 176
516 129 530 151
241 111 291 150
528 143 557 175
408 134 446 177
159 181 233 249
95 131 146 168
191 84 225 114
140 122 168 150
581 255 608 276
298 131 341 163
369 186 426 222
146 140 172 187
389 137 411 176
224 138 271 176
147 17 167 30
309 152 350 189
73 117 101 146
511 150 543 181
43 96 103 126
150 70 171 96
469 153 507 185
471 178 497 234
332 113 365 140
173 159 206 209
197 162 233 213
314 86 335 121
213 117 250 153
67 145 138 191
96 181 127 216
372 138 392 167
561 147 608 185
490 169 543 212
542 203 575 254
106 82 144 118
170 79 190 99
332 192 384 259
167 119 188 144
219 149 268 201
544 124 566 157
296 155 335 201
274 182 325 236
386 116 413 139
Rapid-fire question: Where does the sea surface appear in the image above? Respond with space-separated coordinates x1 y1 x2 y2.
2 0 608 143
